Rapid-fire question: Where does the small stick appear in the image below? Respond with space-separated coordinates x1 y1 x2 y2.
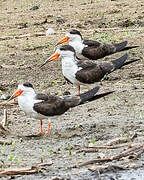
88 164 128 172
0 161 53 177
1 108 8 127
0 168 37 176
110 144 144 161
32 161 53 168
0 108 9 134
94 28 143 32
78 143 132 153
78 143 140 153
0 32 46 41
73 158 110 168
73 144 144 168
0 124 7 132
106 137 130 145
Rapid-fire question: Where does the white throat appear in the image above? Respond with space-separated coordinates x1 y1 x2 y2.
69 40 85 54
61 56 82 85
18 89 41 118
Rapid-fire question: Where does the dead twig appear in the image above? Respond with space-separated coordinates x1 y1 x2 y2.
88 164 128 172
0 167 37 176
1 108 8 127
0 124 7 132
0 32 46 41
32 161 53 168
0 108 10 134
73 144 144 168
78 143 140 153
0 124 9 135
0 161 53 177
73 158 110 168
110 144 144 161
106 137 130 145
78 143 132 153
94 28 143 32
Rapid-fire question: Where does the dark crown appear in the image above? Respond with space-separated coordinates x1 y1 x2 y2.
60 45 75 53
69 29 82 39
23 82 34 88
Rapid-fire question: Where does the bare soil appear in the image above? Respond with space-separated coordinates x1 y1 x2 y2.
0 0 144 179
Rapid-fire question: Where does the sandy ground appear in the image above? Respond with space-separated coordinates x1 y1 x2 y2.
0 0 144 179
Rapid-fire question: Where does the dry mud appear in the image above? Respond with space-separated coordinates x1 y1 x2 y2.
0 0 144 179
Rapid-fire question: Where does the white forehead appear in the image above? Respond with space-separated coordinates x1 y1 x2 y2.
56 49 61 54
18 84 33 91
56 48 74 57
18 84 24 89
66 32 71 37
66 32 82 41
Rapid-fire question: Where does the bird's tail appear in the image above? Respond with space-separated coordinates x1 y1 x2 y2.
79 86 100 104
111 53 128 71
123 58 140 67
115 41 138 52
65 86 113 108
112 54 139 71
115 41 128 52
79 86 113 105
121 46 139 51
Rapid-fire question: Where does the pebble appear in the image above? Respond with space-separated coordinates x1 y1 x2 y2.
0 95 11 100
46 28 55 35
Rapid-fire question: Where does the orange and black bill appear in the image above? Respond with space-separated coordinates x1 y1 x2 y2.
40 52 60 67
8 89 23 101
56 36 70 46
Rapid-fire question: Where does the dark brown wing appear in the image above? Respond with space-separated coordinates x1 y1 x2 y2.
76 61 114 84
82 41 116 60
83 39 101 47
33 93 69 116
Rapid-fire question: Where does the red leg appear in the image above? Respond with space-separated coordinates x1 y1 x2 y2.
78 86 80 95
88 87 91 91
39 120 44 134
46 122 51 134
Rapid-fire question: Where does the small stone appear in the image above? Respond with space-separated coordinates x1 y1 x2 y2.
0 95 11 100
46 28 55 36
55 16 65 24
30 6 39 11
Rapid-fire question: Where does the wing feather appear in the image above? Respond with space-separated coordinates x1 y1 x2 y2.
76 61 114 84
34 94 69 116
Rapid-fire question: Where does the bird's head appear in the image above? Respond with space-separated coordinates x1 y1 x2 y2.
8 82 34 101
56 29 83 45
40 45 76 67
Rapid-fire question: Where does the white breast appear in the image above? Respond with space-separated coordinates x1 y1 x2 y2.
69 41 85 54
62 57 82 86
18 94 44 119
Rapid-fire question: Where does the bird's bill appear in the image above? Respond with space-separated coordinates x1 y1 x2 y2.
8 89 23 101
41 52 60 67
56 36 70 45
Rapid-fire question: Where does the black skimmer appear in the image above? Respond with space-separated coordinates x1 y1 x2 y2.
41 45 138 95
57 29 138 60
8 82 113 135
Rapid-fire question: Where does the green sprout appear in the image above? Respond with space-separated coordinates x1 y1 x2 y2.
90 137 95 144
68 143 72 155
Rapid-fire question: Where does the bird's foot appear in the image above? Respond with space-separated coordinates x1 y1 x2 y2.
37 131 44 136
